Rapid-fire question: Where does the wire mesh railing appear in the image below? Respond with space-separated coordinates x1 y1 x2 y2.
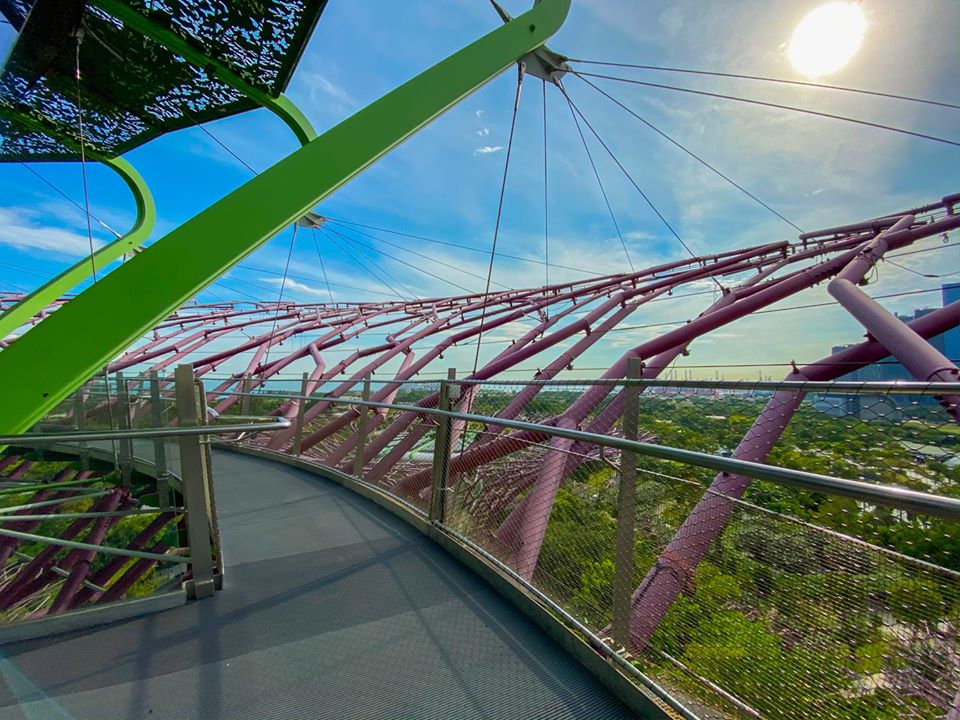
193 374 959 719
53 371 960 719
0 368 288 627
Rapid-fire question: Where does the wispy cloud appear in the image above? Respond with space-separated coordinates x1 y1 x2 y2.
0 207 104 256
476 128 491 137
301 72 356 110
473 145 503 156
261 276 331 297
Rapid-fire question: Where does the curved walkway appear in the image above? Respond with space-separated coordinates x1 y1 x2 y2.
0 451 636 719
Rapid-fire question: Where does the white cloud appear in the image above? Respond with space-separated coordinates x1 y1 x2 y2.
624 230 658 242
301 72 356 109
476 128 491 137
473 145 504 155
261 276 330 297
0 207 104 256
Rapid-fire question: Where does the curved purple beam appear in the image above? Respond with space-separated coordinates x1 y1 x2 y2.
339 286 643 473
624 300 960 652
392 214 958 501
347 241 791 482
827 215 960 420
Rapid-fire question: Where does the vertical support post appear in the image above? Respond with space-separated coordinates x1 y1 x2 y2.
115 371 134 482
352 374 372 478
197 377 223 589
429 369 457 524
150 370 170 508
74 387 89 471
612 357 641 647
174 364 215 600
240 374 252 416
292 371 309 456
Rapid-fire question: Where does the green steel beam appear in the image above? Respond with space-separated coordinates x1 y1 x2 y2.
0 143 155 340
0 0 571 435
87 0 318 144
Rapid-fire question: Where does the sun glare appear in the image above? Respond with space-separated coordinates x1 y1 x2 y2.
788 2 866 78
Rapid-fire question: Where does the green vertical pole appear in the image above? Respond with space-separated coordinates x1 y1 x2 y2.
239 375 252 416
0 0 571 437
74 387 89 471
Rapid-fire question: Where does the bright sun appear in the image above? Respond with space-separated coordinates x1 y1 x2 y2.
788 2 866 78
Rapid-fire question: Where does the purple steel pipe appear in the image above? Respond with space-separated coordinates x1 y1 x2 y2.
493 292 737 574
344 286 641 474
97 541 169 604
355 294 605 474
47 497 129 614
0 491 123 611
393 213 960 497
70 511 175 608
624 301 960 652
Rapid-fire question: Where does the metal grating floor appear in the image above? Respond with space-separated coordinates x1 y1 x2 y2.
0 452 637 719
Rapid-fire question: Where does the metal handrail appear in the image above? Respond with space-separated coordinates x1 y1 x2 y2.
197 377 960 394
1 416 291 445
450 378 960 393
233 391 960 520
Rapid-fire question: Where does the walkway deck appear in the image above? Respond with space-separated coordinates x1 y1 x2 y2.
0 452 636 719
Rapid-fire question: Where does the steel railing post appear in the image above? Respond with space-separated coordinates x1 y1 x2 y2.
115 371 134 482
74 387 89 471
292 371 309 456
612 357 641 648
429 369 457 524
352 374 372 478
240 374 252 416
197 377 223 589
150 370 170 507
174 364 215 600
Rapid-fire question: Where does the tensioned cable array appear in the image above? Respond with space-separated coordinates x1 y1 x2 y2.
570 70 960 147
566 59 960 111
572 74 803 232
559 79 635 274
471 67 524 381
559 80 723 290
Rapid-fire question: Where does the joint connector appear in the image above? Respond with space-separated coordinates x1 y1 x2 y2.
519 45 571 84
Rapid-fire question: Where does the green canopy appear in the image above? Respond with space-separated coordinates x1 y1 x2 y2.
0 0 327 161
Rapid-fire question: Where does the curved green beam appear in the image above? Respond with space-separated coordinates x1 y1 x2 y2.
0 0 570 435
0 154 155 340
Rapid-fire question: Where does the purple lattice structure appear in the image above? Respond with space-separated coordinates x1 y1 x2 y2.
3 194 958 647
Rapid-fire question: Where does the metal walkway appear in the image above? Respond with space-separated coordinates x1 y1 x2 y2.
0 452 636 719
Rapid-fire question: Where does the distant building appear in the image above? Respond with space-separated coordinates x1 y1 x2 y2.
830 283 957 383
822 283 957 417
943 282 960 364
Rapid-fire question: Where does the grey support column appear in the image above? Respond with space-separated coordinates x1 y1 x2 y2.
174 364 215 600
612 357 641 647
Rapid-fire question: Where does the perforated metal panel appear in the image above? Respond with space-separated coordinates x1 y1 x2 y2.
0 0 327 161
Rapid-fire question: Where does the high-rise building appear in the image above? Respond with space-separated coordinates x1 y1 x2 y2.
943 282 960 363
830 283 957 383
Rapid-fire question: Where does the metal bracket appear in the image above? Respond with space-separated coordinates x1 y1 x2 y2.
520 45 570 84
296 212 328 229
490 0 570 84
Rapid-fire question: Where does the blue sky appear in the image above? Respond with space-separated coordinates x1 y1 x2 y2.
1 0 958 379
